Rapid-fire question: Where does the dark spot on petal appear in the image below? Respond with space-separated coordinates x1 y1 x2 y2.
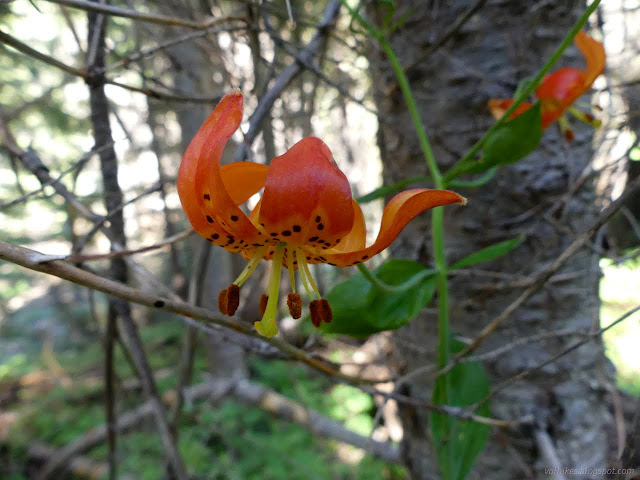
154 300 165 308
231 215 239 221
212 233 220 240
206 215 214 223
335 239 341 244
362 255 369 259
315 216 321 222
270 233 278 237
282 230 291 236
226 236 235 244
203 194 210 200
317 223 324 230
328 263 337 266
293 225 301 232
309 236 319 242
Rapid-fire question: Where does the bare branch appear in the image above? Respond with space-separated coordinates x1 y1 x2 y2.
0 240 374 384
0 29 222 103
43 0 243 30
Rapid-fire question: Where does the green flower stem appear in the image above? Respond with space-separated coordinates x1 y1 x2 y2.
357 263 437 294
341 5 452 463
443 0 602 183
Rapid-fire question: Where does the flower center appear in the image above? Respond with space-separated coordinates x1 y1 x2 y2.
218 240 332 338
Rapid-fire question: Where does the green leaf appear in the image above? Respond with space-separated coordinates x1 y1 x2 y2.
443 102 542 182
482 101 542 167
446 167 497 189
318 259 436 337
449 236 523 270
430 339 490 480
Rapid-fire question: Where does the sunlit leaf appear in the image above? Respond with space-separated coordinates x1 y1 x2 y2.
318 259 436 337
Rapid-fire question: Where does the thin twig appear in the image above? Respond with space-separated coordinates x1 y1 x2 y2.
72 182 164 254
0 29 223 103
43 0 243 30
0 241 374 384
0 143 112 210
233 0 341 161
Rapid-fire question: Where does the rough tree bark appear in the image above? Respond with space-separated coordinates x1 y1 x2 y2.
369 1 615 478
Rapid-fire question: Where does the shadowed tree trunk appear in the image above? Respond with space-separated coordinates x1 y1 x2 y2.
369 1 615 478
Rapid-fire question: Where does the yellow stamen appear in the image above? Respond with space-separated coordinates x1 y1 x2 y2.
254 243 284 338
233 246 267 287
288 248 297 294
296 247 319 299
568 106 602 127
299 254 321 299
557 115 574 141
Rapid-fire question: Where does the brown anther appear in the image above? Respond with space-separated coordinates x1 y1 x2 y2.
287 293 302 319
309 298 333 327
584 113 595 122
259 294 269 316
564 129 575 141
319 298 333 324
218 289 228 315
225 284 240 316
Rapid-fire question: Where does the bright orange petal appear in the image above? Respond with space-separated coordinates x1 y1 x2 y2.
220 162 268 205
535 67 585 104
258 137 354 248
574 30 605 88
178 90 263 251
322 189 466 267
330 200 366 253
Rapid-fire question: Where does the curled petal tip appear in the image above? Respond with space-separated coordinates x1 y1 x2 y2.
459 196 468 206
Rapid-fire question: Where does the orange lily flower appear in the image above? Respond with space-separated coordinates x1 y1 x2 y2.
489 31 605 139
178 90 466 337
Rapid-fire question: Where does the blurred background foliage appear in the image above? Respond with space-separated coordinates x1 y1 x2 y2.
1 0 639 479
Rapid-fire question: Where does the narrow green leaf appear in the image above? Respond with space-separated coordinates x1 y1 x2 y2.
318 259 436 337
449 236 523 271
430 339 490 480
446 167 497 189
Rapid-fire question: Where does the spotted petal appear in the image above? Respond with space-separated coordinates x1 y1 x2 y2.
258 137 354 248
322 189 466 267
178 90 265 250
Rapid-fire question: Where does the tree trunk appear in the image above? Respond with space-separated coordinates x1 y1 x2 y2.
369 1 615 478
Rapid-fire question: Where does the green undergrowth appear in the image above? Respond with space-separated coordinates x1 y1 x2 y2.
2 317 404 479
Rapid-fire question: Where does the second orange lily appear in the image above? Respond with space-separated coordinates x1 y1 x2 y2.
178 90 465 337
489 31 605 139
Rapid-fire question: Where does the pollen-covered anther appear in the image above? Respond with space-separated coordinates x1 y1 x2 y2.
218 289 228 315
309 298 333 327
287 293 302 319
259 294 268 316
225 284 240 316
564 129 575 141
